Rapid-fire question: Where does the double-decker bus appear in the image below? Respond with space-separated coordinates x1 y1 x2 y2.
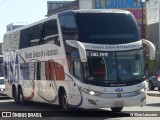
3 9 155 112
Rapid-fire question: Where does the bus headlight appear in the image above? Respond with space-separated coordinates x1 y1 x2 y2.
80 87 89 94
89 91 95 96
136 88 146 94
80 87 102 96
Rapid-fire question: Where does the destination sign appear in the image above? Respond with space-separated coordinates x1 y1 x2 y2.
83 41 143 51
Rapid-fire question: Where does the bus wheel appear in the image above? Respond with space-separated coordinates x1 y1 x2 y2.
13 88 20 104
18 88 27 105
60 90 69 111
148 81 154 90
111 107 123 112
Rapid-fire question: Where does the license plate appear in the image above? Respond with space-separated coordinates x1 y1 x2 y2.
113 101 124 107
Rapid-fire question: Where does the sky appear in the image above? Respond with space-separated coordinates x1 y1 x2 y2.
0 0 74 43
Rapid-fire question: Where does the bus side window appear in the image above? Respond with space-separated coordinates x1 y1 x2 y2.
31 62 43 80
20 63 29 80
45 61 65 81
29 24 43 47
73 61 82 80
71 51 82 80
45 61 55 80
20 29 29 49
66 54 73 74
36 62 41 80
54 62 65 80
44 20 60 46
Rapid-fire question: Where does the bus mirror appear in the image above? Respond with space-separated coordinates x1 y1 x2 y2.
66 40 87 62
142 39 155 60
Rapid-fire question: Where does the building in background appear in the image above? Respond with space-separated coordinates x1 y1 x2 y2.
46 0 78 16
6 23 28 32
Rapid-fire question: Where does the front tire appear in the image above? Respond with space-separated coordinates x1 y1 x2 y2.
158 85 160 92
59 90 69 111
111 107 123 112
148 81 154 90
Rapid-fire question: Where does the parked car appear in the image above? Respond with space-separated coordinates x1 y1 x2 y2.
148 71 160 91
0 77 6 96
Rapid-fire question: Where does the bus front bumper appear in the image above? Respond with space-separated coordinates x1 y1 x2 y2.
80 92 146 109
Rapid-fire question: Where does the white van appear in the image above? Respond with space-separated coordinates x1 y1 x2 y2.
0 77 6 96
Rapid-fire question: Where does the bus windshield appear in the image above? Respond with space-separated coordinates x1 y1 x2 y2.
83 49 145 86
75 13 140 44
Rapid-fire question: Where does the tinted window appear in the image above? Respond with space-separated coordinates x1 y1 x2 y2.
59 14 77 41
71 51 82 80
44 20 58 37
45 61 65 80
29 24 43 47
75 13 140 44
19 19 60 48
20 63 30 80
44 20 60 46
20 29 29 48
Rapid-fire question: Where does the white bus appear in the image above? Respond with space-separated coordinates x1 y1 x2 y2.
3 9 155 112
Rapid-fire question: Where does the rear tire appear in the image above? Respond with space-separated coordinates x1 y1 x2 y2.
13 88 20 104
18 87 27 105
111 107 123 112
148 81 154 90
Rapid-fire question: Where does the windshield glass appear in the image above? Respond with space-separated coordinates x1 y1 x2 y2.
75 13 140 44
83 49 145 86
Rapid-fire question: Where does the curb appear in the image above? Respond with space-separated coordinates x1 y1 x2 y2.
147 92 160 97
